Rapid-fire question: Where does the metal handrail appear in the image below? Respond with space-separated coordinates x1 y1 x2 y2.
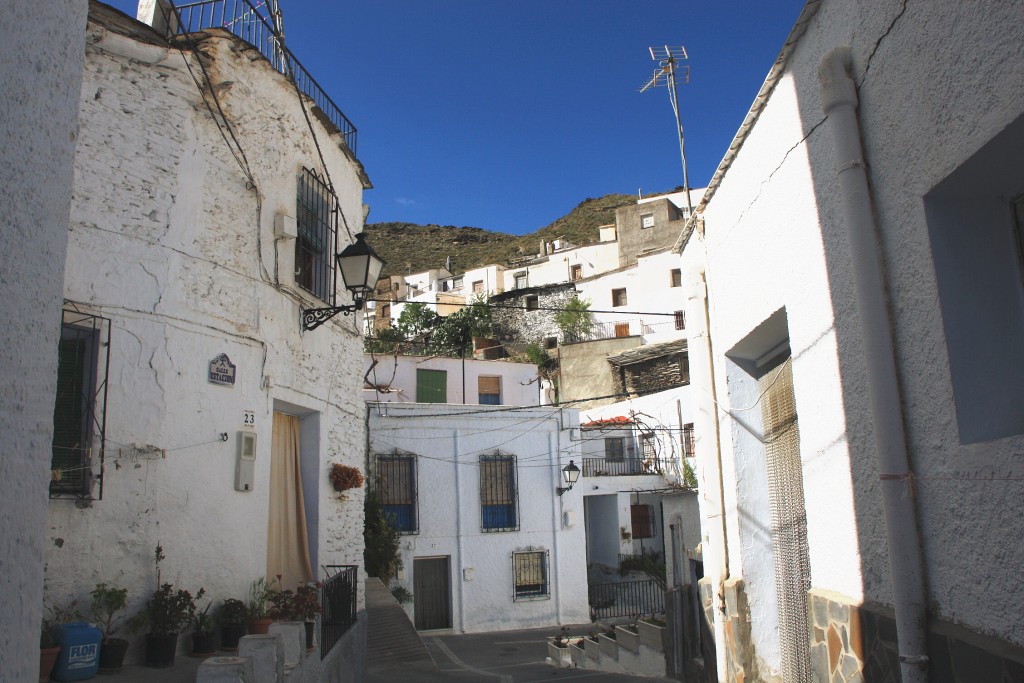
172 0 357 155
320 564 358 659
581 457 666 477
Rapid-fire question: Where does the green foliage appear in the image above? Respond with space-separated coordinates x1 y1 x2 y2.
247 577 271 620
524 344 558 379
554 297 594 340
364 489 403 586
396 303 440 341
682 458 698 489
133 583 206 636
390 585 414 604
88 582 129 640
365 325 405 354
192 601 214 635
217 598 248 626
427 298 492 357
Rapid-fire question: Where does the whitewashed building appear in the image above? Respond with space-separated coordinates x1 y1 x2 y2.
363 354 540 406
678 1 1024 681
44 2 371 673
367 403 589 633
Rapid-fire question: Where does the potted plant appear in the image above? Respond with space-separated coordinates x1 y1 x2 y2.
247 578 273 634
134 583 206 668
293 583 322 651
328 463 364 493
547 626 572 668
190 601 216 657
217 599 248 652
87 582 130 673
39 616 60 683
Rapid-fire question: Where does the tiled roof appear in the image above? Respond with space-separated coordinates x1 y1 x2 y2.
606 338 688 367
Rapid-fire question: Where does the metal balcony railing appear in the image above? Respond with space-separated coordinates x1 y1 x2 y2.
320 565 358 659
171 0 358 154
588 579 665 620
581 457 666 477
563 319 679 344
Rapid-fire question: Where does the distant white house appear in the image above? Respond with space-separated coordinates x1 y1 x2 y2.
367 403 589 633
364 355 540 406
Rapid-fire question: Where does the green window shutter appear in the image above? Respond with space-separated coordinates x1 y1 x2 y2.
416 369 447 403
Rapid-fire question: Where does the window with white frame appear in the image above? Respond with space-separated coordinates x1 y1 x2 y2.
295 168 337 302
641 213 655 229
612 288 627 307
570 264 583 281
376 452 417 533
472 280 484 293
514 273 527 289
480 453 518 531
513 549 550 600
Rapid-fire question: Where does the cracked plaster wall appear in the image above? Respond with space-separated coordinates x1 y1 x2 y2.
45 17 369 646
683 0 1024 677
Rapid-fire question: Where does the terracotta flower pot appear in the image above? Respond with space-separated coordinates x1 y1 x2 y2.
249 618 273 635
39 646 60 683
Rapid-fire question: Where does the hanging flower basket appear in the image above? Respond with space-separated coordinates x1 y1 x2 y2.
329 464 364 493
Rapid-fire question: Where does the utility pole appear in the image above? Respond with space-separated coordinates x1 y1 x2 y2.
640 46 693 216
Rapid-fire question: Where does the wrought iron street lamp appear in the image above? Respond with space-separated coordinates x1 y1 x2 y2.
556 460 581 496
302 232 385 331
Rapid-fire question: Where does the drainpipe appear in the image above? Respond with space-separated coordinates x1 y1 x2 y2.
818 47 928 682
454 429 466 632
687 267 729 678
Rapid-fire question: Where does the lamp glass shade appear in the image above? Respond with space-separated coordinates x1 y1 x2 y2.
337 232 385 298
562 460 581 486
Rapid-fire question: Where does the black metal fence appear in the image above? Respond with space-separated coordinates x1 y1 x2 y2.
320 565 358 659
171 0 358 154
588 579 665 620
581 457 666 477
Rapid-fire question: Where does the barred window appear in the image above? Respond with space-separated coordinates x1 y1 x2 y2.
605 437 624 462
296 168 337 303
674 310 685 330
640 433 656 460
513 550 549 600
631 504 656 539
51 310 111 499
376 453 417 533
480 453 518 531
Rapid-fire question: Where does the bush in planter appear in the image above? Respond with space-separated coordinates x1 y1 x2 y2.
132 583 206 668
217 599 248 651
87 582 130 672
190 601 216 657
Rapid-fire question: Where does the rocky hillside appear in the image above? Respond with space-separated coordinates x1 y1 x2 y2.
365 193 637 277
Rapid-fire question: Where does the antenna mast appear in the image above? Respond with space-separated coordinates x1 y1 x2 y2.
640 46 693 215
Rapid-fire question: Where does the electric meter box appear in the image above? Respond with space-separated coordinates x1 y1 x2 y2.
235 431 257 492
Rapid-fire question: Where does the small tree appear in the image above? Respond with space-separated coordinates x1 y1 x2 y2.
364 490 403 586
396 302 440 342
554 297 594 341
427 297 492 357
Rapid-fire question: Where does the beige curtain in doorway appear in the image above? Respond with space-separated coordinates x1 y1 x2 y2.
267 412 313 590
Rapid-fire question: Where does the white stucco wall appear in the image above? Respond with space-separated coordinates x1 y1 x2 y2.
44 11 369 655
682 0 1024 669
363 355 540 406
501 241 620 292
0 0 88 677
575 250 687 342
368 404 589 633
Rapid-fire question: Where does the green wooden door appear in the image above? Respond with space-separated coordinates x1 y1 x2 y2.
416 369 447 403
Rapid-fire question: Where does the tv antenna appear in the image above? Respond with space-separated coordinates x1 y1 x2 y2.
640 45 693 215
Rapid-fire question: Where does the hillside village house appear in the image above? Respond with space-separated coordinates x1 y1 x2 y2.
364 354 540 406
43 1 371 675
1 0 88 678
677 1 1024 681
367 402 590 633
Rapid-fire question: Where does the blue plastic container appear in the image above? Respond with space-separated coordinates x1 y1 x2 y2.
51 621 102 681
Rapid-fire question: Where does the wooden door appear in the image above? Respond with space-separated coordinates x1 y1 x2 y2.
413 556 451 630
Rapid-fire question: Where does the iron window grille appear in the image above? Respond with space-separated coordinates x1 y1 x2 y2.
513 549 550 601
296 168 338 304
51 309 111 500
375 452 418 534
674 310 686 330
480 452 519 532
605 437 625 462
682 423 695 458
640 433 657 460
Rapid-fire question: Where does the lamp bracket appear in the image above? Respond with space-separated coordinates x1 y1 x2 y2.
302 301 362 331
556 484 573 497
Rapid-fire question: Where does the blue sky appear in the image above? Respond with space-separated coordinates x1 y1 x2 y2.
104 1 806 235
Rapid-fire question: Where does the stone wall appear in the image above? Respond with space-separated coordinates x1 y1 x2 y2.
559 337 643 409
490 283 577 350
615 354 689 397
